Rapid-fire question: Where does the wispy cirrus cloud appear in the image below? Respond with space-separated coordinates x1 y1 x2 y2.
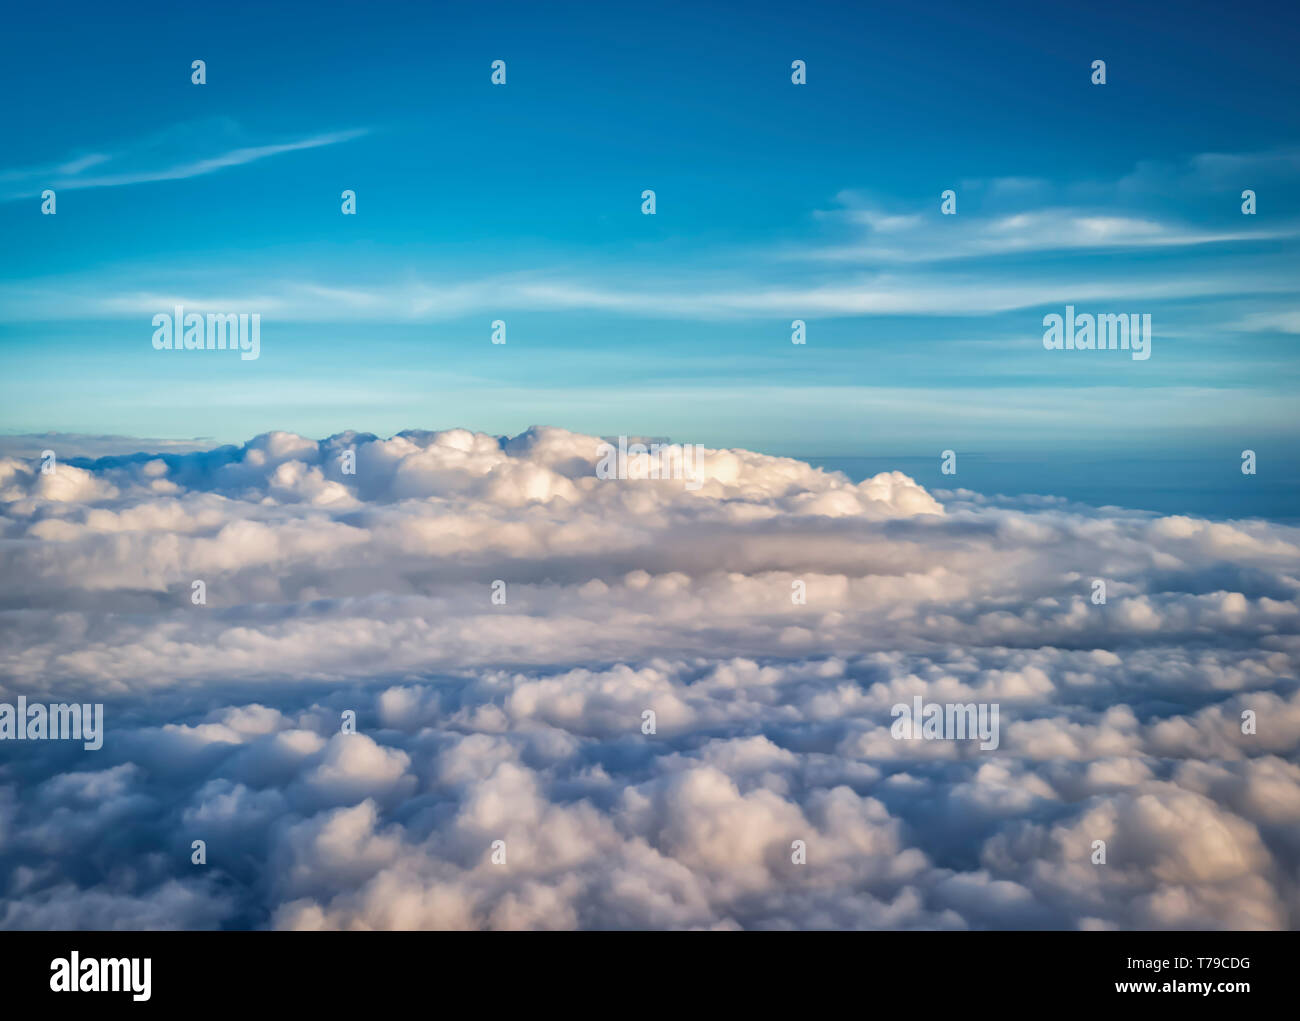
3 264 1295 323
960 149 1300 204
0 120 368 201
1 142 1295 338
1229 310 1300 334
799 202 1297 264
796 149 1300 265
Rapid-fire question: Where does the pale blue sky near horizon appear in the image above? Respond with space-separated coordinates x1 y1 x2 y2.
1 0 1298 514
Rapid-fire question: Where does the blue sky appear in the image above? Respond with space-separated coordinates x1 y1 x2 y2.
1 0 1298 463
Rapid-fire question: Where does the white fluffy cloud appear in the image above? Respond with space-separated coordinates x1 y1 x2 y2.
0 426 1296 929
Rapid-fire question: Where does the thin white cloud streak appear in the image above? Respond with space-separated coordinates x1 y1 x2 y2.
799 148 1300 264
0 142 1294 329
1230 311 1300 334
0 127 368 200
796 207 1299 263
3 267 1297 323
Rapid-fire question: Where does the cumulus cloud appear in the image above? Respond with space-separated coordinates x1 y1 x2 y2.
0 426 1296 929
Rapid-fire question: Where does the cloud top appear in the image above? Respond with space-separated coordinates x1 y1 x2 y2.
0 427 1296 930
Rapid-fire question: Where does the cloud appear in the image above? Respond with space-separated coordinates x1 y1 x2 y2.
1230 311 1300 334
3 145 1296 328
0 121 368 201
801 203 1295 263
794 150 1300 266
0 434 220 460
5 263 1296 324
0 426 1296 929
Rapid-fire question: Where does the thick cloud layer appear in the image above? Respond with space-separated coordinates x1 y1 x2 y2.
0 426 1296 929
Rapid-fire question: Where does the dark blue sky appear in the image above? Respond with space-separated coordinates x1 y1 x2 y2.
1 0 1298 458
